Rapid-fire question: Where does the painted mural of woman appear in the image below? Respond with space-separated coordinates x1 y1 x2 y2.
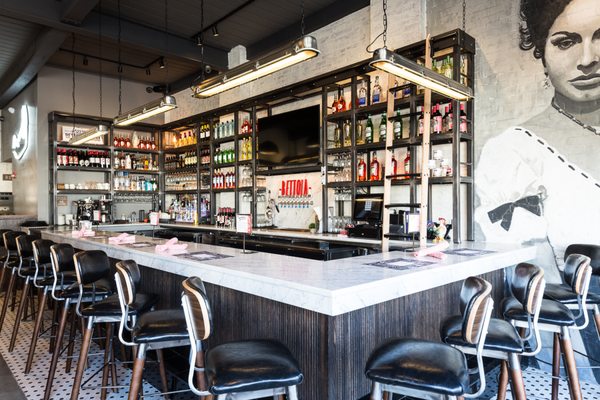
476 0 600 280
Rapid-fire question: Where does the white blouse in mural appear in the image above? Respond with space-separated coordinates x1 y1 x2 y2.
475 126 600 263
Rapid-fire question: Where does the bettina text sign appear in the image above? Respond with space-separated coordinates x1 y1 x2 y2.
11 105 29 160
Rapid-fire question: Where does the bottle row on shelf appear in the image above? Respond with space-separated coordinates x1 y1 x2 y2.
113 152 158 171
164 152 198 170
113 134 157 150
172 129 198 148
212 169 236 189
165 172 197 191
422 103 468 136
113 172 158 192
167 194 200 224
214 148 236 165
56 149 111 169
239 138 253 161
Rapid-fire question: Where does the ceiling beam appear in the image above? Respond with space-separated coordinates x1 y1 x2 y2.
246 0 369 59
0 0 228 69
61 0 99 26
0 28 69 108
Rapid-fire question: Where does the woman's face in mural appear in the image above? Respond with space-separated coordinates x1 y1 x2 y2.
544 0 600 103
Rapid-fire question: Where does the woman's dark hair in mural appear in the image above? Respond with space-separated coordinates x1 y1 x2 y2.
519 0 572 59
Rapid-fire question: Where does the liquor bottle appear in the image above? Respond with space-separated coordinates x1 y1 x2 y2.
372 76 382 104
418 107 424 136
403 152 411 179
393 109 403 140
443 104 452 133
370 152 380 181
333 125 341 148
355 121 365 145
331 97 339 114
432 104 443 134
357 81 367 107
459 103 468 134
379 113 387 143
391 154 398 178
119 136 126 148
365 115 373 144
113 136 119 147
125 154 132 170
343 120 351 147
337 92 346 112
444 56 453 79
357 155 367 182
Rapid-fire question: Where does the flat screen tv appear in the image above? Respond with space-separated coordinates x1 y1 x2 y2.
257 105 320 166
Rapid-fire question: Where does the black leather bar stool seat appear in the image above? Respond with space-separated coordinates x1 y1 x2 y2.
503 297 575 326
364 277 493 400
442 317 523 353
130 309 188 343
205 339 303 395
181 276 303 400
365 338 468 396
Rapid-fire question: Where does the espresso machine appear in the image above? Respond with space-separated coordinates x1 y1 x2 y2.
75 197 112 225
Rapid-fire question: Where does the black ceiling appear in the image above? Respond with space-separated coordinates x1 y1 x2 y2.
0 0 369 107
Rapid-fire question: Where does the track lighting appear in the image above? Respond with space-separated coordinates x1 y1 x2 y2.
159 57 165 69
212 25 219 37
83 56 88 66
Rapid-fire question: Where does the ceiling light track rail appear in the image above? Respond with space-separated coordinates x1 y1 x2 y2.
58 48 164 71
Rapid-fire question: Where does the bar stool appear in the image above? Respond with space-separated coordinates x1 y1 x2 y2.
115 260 189 400
24 239 69 373
441 263 546 400
43 249 113 400
0 231 25 330
181 276 304 400
503 254 592 400
365 277 493 400
543 244 600 335
70 254 158 400
9 234 45 352
0 229 14 291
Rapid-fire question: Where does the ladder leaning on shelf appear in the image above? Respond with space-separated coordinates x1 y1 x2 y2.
381 35 433 252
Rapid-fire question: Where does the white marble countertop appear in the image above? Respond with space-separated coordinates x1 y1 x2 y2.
41 228 536 316
0 214 35 220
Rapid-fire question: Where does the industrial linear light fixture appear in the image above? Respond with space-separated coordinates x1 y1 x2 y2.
69 124 110 145
369 47 473 101
193 35 319 98
114 95 177 126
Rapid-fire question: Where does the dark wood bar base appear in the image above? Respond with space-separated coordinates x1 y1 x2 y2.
136 262 504 399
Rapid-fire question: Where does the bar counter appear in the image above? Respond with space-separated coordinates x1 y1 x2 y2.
41 227 536 399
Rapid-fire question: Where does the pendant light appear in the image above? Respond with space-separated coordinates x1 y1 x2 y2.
69 6 109 145
192 0 319 98
368 0 473 101
114 0 177 126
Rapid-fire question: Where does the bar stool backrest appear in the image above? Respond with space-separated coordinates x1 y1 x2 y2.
33 240 54 265
182 276 213 342
0 229 11 250
73 250 110 285
16 234 35 258
114 260 141 306
459 276 493 345
565 244 600 276
510 262 546 315
50 243 75 274
4 231 24 252
563 254 592 295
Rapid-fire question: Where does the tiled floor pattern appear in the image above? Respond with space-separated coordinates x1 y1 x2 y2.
0 302 166 400
480 365 600 400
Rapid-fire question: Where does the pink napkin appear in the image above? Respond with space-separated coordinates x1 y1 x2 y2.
155 237 188 254
413 242 449 260
72 228 95 238
108 233 136 244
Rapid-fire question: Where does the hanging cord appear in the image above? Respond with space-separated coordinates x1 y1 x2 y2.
98 0 103 119
71 33 76 131
191 0 205 89
462 0 466 32
118 0 122 115
300 0 305 36
164 0 169 94
366 0 387 53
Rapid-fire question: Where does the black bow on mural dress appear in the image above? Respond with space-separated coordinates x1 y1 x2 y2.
487 195 543 231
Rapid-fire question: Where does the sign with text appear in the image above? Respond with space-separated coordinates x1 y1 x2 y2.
236 214 252 234
61 125 104 145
